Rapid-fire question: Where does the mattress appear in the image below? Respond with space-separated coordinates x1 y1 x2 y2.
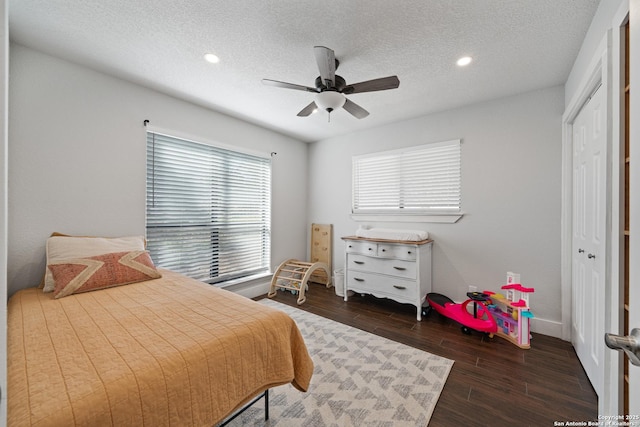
7 269 313 426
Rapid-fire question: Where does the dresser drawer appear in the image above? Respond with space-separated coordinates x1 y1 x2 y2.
345 240 377 256
346 270 417 300
377 243 417 261
347 254 416 279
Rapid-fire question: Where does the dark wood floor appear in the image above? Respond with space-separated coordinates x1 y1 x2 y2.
257 284 597 427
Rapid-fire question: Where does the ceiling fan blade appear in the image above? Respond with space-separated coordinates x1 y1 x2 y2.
342 76 400 94
262 79 318 92
314 46 336 88
343 98 369 119
297 101 318 117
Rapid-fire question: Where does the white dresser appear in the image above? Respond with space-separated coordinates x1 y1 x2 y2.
342 236 433 320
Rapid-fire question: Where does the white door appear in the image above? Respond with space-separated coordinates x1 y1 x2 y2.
628 0 640 415
572 84 606 398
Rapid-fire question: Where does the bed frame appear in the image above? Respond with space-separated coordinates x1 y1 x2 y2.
218 389 269 426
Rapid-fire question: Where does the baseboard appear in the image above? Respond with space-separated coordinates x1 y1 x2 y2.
530 317 563 340
228 279 271 299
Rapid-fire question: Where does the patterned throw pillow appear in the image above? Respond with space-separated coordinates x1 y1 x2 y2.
49 250 161 298
43 235 147 293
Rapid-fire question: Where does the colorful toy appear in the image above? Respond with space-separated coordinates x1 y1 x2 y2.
424 292 498 335
424 272 535 349
485 278 535 349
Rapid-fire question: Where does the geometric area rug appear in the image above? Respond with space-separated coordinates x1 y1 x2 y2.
225 299 454 426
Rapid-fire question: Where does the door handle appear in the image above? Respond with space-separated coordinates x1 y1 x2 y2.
578 248 585 253
588 253 596 259
605 328 640 366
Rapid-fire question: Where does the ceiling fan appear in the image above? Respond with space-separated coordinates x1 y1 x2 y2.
262 46 400 120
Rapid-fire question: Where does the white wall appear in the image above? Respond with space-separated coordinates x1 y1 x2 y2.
8 43 309 296
308 86 564 337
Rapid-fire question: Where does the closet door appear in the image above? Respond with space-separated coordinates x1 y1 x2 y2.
571 84 606 398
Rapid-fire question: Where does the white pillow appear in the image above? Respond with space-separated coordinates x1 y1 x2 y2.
43 235 146 292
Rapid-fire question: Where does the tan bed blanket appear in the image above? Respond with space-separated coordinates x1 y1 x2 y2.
8 269 313 426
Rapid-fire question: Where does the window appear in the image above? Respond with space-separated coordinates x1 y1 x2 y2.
146 131 271 284
352 139 461 217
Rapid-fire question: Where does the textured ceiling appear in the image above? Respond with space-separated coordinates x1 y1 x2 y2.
9 0 601 142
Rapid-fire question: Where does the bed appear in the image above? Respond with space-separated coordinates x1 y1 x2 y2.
7 263 314 426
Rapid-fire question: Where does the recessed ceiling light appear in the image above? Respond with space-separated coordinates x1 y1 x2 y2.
204 53 220 64
456 56 472 66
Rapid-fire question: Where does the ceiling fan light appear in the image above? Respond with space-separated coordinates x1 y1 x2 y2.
315 91 346 112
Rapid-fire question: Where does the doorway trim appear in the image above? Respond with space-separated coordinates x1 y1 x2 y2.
608 2 630 416
561 32 614 415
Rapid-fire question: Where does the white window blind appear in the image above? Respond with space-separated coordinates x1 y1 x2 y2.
352 139 461 214
146 131 271 284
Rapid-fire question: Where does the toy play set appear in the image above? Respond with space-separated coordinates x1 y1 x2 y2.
424 272 535 349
